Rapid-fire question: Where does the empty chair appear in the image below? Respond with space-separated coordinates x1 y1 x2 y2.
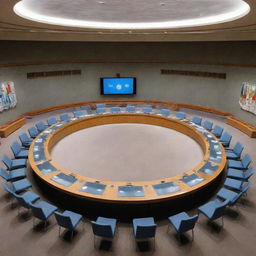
227 154 251 170
81 105 93 114
2 154 27 170
227 167 255 181
91 216 117 248
126 105 136 113
202 120 213 131
211 125 224 138
19 133 33 148
96 103 106 108
219 131 232 147
160 109 171 117
168 212 198 241
198 199 229 226
142 106 152 114
133 217 156 249
55 210 83 238
224 178 250 192
175 112 186 120
111 106 121 113
60 113 70 121
191 116 202 125
10 141 29 159
74 110 86 118
225 142 244 160
28 126 39 139
29 200 57 228
0 167 26 181
3 178 32 193
96 107 105 114
35 121 47 132
47 116 58 126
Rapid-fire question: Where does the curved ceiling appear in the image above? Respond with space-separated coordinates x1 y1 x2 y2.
0 0 256 41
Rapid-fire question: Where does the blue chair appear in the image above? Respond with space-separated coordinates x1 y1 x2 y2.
19 133 33 148
10 141 29 159
219 132 232 147
202 120 213 131
133 217 156 249
96 107 106 114
55 210 83 238
35 121 47 132
175 112 186 120
191 116 202 125
225 142 244 160
198 199 229 226
60 113 70 121
0 167 26 181
47 116 58 126
96 103 106 108
2 155 27 170
91 216 117 248
160 109 171 117
142 106 152 114
111 106 121 113
168 212 198 241
224 178 245 192
3 178 32 193
28 126 39 139
81 105 93 114
227 167 255 181
211 125 224 138
29 200 57 228
227 154 251 170
126 105 136 113
74 110 86 118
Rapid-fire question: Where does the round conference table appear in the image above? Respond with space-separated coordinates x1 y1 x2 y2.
28 108 226 204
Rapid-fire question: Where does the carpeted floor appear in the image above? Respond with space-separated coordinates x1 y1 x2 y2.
0 107 255 256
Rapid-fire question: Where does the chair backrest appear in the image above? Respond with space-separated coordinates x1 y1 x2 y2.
211 200 229 220
96 107 105 114
2 183 15 195
233 142 244 157
142 106 152 114
96 103 106 108
91 221 114 238
81 105 93 114
11 141 21 156
2 155 12 169
191 116 202 125
13 193 30 208
19 133 29 144
36 121 46 132
74 110 85 117
60 113 69 121
28 127 39 138
242 154 252 169
47 116 57 126
55 212 73 229
179 214 198 233
135 224 156 239
229 192 243 206
212 125 224 137
220 132 232 143
161 109 171 117
202 120 213 130
111 107 121 113
176 112 186 119
244 167 255 180
29 203 46 220
126 105 136 113
0 168 9 180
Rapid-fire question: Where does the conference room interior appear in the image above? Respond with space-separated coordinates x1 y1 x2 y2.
0 1 256 256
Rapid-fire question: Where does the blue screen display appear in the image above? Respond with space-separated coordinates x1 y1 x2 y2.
101 78 136 95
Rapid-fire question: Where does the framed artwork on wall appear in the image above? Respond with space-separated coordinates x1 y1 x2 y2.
0 81 17 112
239 82 256 115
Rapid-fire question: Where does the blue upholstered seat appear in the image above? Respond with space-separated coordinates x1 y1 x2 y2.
19 133 32 148
224 178 244 191
74 110 86 118
227 154 251 170
175 112 186 120
219 131 232 147
10 141 29 159
211 125 224 138
0 167 26 181
28 126 39 139
160 109 171 117
225 142 244 160
60 113 70 121
96 103 106 108
96 107 106 114
35 121 47 132
2 178 32 194
227 167 255 181
198 199 229 226
47 116 58 126
126 105 136 113
202 120 213 131
2 155 27 170
55 210 83 238
142 106 152 114
111 106 121 113
81 105 93 114
13 191 40 213
168 212 198 240
191 116 202 125
29 200 57 227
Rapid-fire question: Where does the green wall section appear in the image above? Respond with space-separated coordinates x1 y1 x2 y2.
0 41 256 125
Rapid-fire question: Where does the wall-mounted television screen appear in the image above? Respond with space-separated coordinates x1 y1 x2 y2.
100 77 136 95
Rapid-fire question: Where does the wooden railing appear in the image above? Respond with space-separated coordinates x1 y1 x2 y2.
0 100 255 138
